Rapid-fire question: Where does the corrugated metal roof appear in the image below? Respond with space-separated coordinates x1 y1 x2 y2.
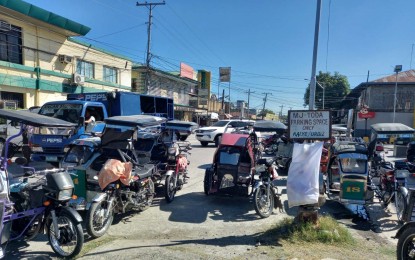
0 0 90 36
373 69 415 83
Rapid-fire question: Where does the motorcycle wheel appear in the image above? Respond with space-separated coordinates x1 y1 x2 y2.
86 198 114 238
165 174 177 203
139 179 155 211
253 185 274 218
397 226 415 260
395 190 407 223
47 211 83 258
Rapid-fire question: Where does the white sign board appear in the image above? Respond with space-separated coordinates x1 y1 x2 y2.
288 110 331 140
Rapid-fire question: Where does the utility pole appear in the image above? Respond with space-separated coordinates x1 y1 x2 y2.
262 92 272 120
308 0 322 111
279 105 284 118
245 89 254 119
136 1 165 94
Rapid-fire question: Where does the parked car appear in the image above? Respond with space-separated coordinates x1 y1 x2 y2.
195 120 254 147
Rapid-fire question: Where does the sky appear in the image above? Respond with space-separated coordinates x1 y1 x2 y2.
24 0 415 114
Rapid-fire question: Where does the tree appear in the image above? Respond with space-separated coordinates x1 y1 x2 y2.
257 109 275 118
303 71 350 110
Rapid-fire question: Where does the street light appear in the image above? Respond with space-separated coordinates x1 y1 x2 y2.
393 65 402 123
305 79 325 109
316 81 325 109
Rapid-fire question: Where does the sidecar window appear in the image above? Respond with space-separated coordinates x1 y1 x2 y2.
339 158 366 174
64 145 94 164
218 147 240 165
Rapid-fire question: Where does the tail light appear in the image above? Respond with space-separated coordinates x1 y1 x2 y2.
375 145 384 152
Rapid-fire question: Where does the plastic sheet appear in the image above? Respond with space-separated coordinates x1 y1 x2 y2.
98 159 132 190
287 142 323 208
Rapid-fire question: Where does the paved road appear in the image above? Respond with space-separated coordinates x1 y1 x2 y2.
4 136 398 259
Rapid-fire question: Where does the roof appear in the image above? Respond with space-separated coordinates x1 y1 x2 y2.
253 120 287 132
105 115 167 128
373 70 415 83
371 123 414 133
331 142 368 155
165 120 199 131
132 65 199 85
0 109 76 127
220 133 249 147
0 0 90 36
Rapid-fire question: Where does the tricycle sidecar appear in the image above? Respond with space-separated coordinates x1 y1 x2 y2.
204 133 255 196
325 138 369 205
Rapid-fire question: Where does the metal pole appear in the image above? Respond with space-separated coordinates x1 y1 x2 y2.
323 86 325 109
308 0 322 111
228 81 231 114
393 71 398 123
247 89 251 119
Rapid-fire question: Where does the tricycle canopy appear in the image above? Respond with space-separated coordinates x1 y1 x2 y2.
370 123 414 144
330 141 368 156
253 120 287 133
0 109 76 127
165 120 198 132
104 115 167 128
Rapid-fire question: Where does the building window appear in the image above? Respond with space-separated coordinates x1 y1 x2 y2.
76 60 94 78
103 66 117 83
0 22 22 64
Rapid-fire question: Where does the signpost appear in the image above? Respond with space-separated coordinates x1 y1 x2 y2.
288 110 331 140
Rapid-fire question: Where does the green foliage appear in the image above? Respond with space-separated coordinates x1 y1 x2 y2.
304 71 351 110
257 109 275 117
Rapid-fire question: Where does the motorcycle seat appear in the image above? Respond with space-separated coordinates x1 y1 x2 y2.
133 164 155 179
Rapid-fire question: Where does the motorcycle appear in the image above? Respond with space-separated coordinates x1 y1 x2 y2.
253 158 280 218
64 115 165 238
261 134 279 155
162 120 197 203
395 189 415 259
0 109 83 258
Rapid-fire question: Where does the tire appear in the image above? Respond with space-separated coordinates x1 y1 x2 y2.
86 198 114 239
397 226 415 260
264 146 274 155
395 190 408 223
253 185 274 218
204 170 212 195
47 210 84 258
165 174 177 203
200 141 209 147
214 135 222 147
139 179 155 211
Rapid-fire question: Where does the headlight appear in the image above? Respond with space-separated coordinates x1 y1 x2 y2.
168 155 176 161
203 129 216 133
58 189 73 201
31 145 43 153
63 146 70 153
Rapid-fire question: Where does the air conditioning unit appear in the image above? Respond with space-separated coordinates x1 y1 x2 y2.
58 54 73 64
72 73 85 85
0 21 11 31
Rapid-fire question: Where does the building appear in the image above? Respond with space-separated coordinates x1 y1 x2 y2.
342 70 415 136
0 0 132 109
132 65 203 121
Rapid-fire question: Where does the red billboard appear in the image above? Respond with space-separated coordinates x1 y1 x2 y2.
180 62 194 79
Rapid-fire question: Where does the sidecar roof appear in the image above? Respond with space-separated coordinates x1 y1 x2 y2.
105 115 166 128
0 109 76 127
253 120 287 132
220 133 250 147
165 120 199 132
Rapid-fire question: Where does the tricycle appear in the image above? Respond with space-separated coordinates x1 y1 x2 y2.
324 137 370 205
204 130 282 218
62 115 166 238
0 109 84 258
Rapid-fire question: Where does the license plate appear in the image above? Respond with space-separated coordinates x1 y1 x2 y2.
46 156 58 162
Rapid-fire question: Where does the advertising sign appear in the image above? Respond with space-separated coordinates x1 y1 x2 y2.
180 62 194 79
219 67 231 82
288 110 331 140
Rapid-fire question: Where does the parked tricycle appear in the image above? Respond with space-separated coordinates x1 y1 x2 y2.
204 132 281 218
62 115 166 238
0 109 84 258
324 138 370 205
